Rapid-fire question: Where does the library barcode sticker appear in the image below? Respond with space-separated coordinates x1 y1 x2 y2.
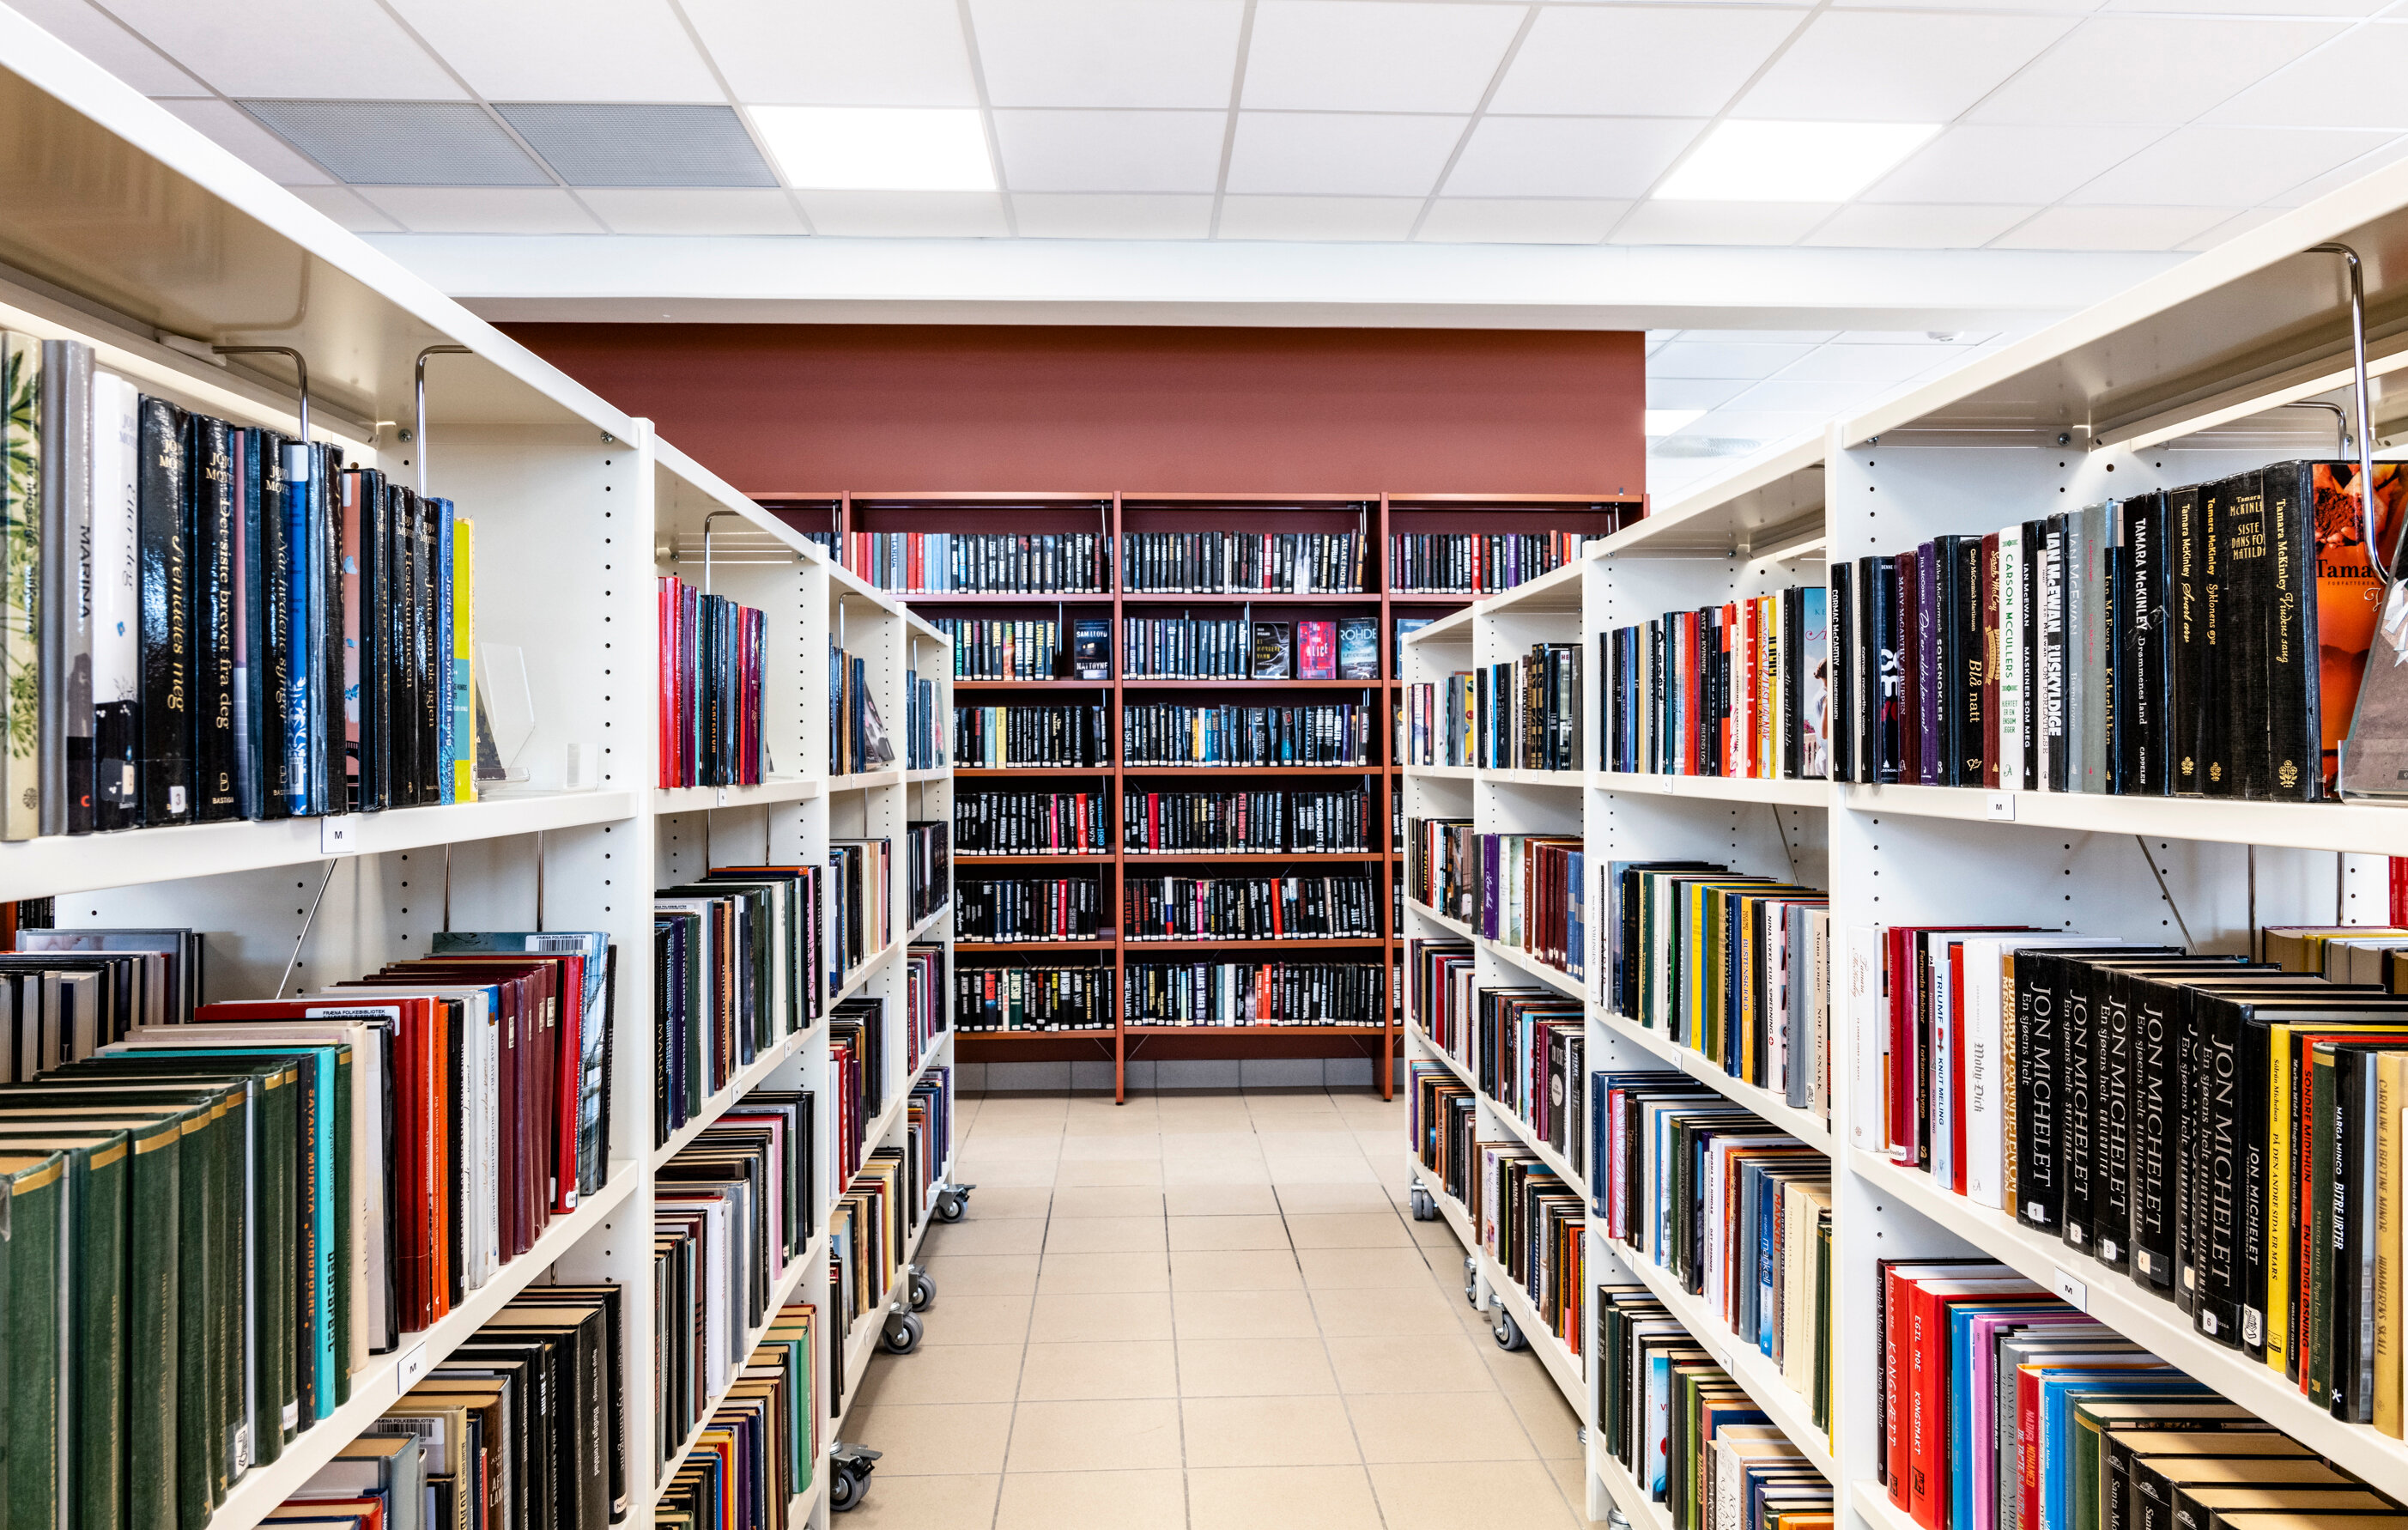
2051 1267 2087 1311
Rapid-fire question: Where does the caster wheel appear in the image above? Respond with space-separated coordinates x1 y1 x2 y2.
907 1269 937 1311
829 1466 864 1513
933 1191 966 1223
1463 1253 1480 1308
1494 1309 1527 1351
881 1311 924 1354
1409 1187 1437 1222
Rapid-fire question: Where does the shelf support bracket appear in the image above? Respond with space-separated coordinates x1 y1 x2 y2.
276 858 340 997
2135 835 2196 952
2309 243 2387 581
213 344 312 487
413 344 471 496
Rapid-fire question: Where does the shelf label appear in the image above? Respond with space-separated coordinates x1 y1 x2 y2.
2051 1266 2088 1312
1986 792 2016 821
320 814 359 853
396 1342 429 1394
1657 777 1677 795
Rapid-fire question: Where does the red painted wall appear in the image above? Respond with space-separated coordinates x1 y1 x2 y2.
500 324 1646 497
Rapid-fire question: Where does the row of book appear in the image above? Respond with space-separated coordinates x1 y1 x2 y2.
956 874 1104 944
1125 786 1375 854
1600 586 1831 781
1121 701 1376 767
1592 1072 1831 1434
1122 873 1380 942
904 819 949 928
1404 820 1588 981
827 1074 951 1412
955 787 1111 855
1609 860 1832 1120
932 616 1108 682
953 703 1110 767
1122 959 1386 1026
1875 1257 2396 1530
1389 530 1591 594
828 838 894 979
1596 1284 1831 1530
903 944 944 1072
1410 957 1586 1160
1122 616 1381 681
0 340 486 837
660 1302 816 1530
1119 529 1369 594
840 531 1107 594
0 925 204 1076
1405 645 1587 771
654 865 828 1146
657 575 767 788
954 964 1115 1032
1827 463 2404 800
828 997 886 1188
904 667 942 771
1407 1064 1586 1353
828 644 895 776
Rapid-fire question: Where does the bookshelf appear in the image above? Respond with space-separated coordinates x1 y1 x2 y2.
755 490 1639 1100
0 25 954 1530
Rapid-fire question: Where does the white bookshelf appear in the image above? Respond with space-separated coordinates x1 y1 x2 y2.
0 21 953 1530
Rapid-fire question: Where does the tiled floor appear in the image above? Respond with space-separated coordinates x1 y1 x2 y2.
841 1087 1599 1529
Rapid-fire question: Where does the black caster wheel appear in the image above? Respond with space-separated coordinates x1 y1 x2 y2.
907 1267 937 1311
1463 1253 1480 1308
933 1188 967 1223
828 1443 880 1512
1409 1187 1437 1222
1494 1309 1527 1351
881 1310 924 1354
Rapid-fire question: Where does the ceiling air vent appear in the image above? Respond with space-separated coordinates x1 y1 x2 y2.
496 103 776 188
240 100 550 186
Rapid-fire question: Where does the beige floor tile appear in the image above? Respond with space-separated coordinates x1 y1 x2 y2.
837 1471 998 1528
1409 1215 1464 1249
1276 1182 1404 1214
1369 1460 1586 1530
845 1402 1014 1475
1181 1393 1363 1468
1512 1383 1586 1460
1309 1281 1469 1338
1189 1465 1386 1530
1057 1157 1166 1186
1176 1334 1339 1397
1257 1129 1368 1156
1161 1131 1269 1158
952 1158 1064 1187
918 1292 1034 1345
1298 1247 1439 1289
959 1134 1063 1161
1058 1133 1164 1162
1548 1454 1604 1522
1045 1214 1169 1254
1326 1334 1501 1394
1162 1156 1274 1186
919 1254 1040 1296
1267 1157 1380 1185
921 1217 1047 1256
1061 1109 1169 1138
1168 1213 1291 1251
1285 1211 1414 1248
852 1343 1025 1406
1005 1398 1185 1472
993 1468 1187 1530
1163 1183 1281 1216
959 1186 1052 1217
1037 1248 1172 1294
1172 1287 1322 1340
1170 1248 1306 1291
1028 1289 1175 1343
1017 1339 1180 1399
1050 1185 1167 1218
1345 1391 1539 1463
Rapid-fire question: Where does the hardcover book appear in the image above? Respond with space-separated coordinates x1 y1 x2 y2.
1071 618 1109 680
1251 622 1290 680
1296 620 1335 680
1337 616 1377 679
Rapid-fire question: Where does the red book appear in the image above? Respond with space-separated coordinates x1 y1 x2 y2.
1980 533 2003 788
1298 621 1336 680
1737 600 1756 777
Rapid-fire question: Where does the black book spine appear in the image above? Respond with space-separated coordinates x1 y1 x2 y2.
2126 494 2168 796
1956 537 1983 783
1831 571 1856 784
2193 989 2246 1347
2265 462 2320 799
190 414 239 821
135 396 192 825
2199 476 2236 797
2062 956 2100 1254
2043 515 2069 791
2221 470 2271 799
390 485 419 806
2015 950 2063 1232
2096 968 2136 1273
1877 556 1903 782
257 432 293 820
2104 539 2126 792
2130 975 2181 1294
2337 1046 2380 1420
2020 519 2046 788
1932 537 1962 785
2168 486 2205 795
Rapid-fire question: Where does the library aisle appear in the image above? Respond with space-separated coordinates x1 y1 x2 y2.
841 1088 1593 1530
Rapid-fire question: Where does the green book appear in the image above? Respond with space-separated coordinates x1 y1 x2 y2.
0 1151 67 1530
0 1130 132 1530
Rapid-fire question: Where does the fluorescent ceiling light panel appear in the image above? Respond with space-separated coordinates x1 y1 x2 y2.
1645 409 1706 436
750 106 994 191
1656 121 1939 203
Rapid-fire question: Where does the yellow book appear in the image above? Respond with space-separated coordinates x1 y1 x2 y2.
2268 1021 2293 1375
2379 1050 2406 1437
451 515 475 803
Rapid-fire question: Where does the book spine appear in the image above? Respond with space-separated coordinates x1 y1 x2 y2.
2265 462 2320 798
2199 477 2234 796
0 333 40 839
90 373 140 831
190 414 238 821
2042 517 2068 792
136 393 191 825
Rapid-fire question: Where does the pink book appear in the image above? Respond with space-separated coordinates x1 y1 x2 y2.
1297 620 1336 679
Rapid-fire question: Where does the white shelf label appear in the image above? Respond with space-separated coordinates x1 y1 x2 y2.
1986 792 2016 821
396 1341 429 1394
1658 778 1677 795
2052 1266 2088 1311
320 814 359 853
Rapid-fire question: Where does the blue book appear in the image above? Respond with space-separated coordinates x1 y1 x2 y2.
1564 851 1586 981
283 441 316 815
434 501 455 803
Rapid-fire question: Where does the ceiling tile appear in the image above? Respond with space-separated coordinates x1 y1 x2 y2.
157 97 333 184
13 0 201 94
1671 330 1840 344
384 0 721 100
1647 340 1822 379
287 185 402 234
1415 198 1629 244
2211 22 2408 131
241 101 550 185
94 0 464 97
992 110 1228 192
1011 193 1214 239
1213 195 1422 240
2105 0 2384 15
1608 201 1834 246
682 0 979 106
1737 11 2077 122
1801 203 2041 248
579 187 804 234
2177 205 2289 250
798 190 1012 236
2265 137 2408 205
1488 7 1804 118
1646 378 1756 411
1441 117 1701 200
1986 203 2236 250
1725 378 1879 414
2065 124 2391 205
498 104 776 187
1775 342 1962 383
1861 124 2167 205
1834 330 1999 344
970 0 1245 109
358 186 604 233
1241 1 1525 114
1969 18 2344 126
1223 112 1466 197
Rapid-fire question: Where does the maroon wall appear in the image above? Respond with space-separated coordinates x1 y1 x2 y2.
501 324 1646 497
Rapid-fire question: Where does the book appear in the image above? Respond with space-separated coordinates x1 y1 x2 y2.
1125 959 1383 1025
1071 617 1108 680
1337 616 1377 679
1297 619 1336 679
1250 622 1290 680
1393 616 1433 671
1119 530 1366 594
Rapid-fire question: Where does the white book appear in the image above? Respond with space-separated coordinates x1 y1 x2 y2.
1999 525 2026 792
1957 934 2121 1211
1848 923 1885 1150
